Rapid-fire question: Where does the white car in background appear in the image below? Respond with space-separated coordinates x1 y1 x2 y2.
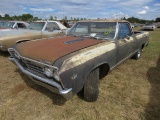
0 21 66 51
0 21 29 31
141 24 156 31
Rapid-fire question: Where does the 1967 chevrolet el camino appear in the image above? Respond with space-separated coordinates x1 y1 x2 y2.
8 20 149 102
0 21 66 51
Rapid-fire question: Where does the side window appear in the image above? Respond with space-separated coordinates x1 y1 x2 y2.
17 23 27 29
118 23 132 39
45 22 60 31
74 23 88 33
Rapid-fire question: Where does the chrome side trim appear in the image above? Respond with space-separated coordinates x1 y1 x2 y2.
9 57 73 100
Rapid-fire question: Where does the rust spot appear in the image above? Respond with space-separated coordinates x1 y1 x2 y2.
16 36 104 63
12 83 25 96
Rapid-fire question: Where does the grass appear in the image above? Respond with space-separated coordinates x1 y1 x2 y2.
0 28 160 120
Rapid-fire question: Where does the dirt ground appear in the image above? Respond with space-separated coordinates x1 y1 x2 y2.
0 29 160 120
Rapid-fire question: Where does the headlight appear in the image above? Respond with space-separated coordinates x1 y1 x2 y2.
44 67 60 81
44 67 53 78
53 71 60 81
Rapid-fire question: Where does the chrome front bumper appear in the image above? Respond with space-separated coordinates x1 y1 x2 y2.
9 57 73 100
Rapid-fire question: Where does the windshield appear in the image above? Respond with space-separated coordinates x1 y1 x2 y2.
0 22 15 28
68 22 117 39
27 22 45 31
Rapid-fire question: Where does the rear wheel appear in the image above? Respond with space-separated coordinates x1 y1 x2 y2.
84 68 99 102
133 48 142 60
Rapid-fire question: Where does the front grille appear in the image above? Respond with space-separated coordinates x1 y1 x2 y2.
22 59 44 73
10 50 16 58
10 50 44 74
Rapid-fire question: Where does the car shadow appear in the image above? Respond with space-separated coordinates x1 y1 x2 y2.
0 51 10 57
15 68 66 106
145 54 160 119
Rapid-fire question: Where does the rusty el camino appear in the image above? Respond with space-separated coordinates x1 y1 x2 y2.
0 21 66 51
8 20 149 102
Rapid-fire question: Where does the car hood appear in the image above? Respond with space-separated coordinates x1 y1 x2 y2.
14 36 104 64
0 29 41 38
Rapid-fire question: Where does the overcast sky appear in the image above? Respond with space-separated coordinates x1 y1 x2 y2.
0 0 159 20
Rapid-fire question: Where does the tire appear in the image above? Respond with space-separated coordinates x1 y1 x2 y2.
84 68 99 102
133 48 142 60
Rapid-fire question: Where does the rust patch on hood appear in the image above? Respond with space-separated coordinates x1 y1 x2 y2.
15 36 104 63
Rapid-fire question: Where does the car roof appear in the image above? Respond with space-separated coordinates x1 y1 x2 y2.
78 19 128 23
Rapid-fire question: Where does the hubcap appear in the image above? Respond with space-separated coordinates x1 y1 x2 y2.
137 51 141 58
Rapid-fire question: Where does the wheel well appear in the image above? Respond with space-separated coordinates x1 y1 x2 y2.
142 44 145 50
99 63 110 79
16 40 30 44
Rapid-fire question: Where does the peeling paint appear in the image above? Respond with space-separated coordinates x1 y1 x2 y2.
59 42 116 73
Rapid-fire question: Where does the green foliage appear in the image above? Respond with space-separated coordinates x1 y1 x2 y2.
49 15 53 20
64 16 67 20
155 17 160 22
21 14 33 21
0 14 39 21
121 17 158 24
126 17 146 24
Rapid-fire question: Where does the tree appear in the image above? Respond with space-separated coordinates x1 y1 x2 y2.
49 15 53 20
77 18 79 21
32 17 39 21
155 17 160 22
21 14 33 21
4 14 10 20
0 15 2 20
54 16 57 20
122 17 126 20
64 16 67 20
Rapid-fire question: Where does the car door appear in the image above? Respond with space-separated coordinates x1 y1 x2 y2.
116 22 134 63
42 22 64 38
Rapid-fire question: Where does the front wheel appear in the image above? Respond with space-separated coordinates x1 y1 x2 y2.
84 68 99 102
133 48 142 60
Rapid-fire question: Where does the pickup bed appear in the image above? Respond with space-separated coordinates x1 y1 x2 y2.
8 20 149 102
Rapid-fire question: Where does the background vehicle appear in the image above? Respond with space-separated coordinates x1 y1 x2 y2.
0 21 29 31
141 24 156 31
0 21 66 51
